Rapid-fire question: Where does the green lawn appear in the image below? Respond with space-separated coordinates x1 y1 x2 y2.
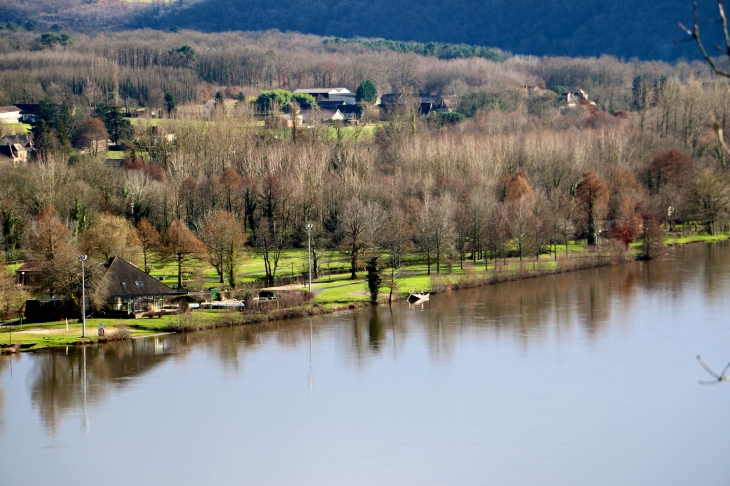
664 233 729 245
105 150 126 160
2 123 31 135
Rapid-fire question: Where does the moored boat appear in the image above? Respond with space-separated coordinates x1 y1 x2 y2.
407 291 429 304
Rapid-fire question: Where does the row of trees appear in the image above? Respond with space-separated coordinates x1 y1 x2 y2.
0 28 717 115
21 202 249 308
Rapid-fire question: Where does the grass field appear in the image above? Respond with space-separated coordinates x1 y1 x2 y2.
2 123 31 135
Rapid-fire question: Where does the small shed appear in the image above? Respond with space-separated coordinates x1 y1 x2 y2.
16 260 43 286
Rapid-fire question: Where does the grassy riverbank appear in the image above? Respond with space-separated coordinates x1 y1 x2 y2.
2 232 727 351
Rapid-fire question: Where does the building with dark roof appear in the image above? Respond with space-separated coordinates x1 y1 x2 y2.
95 257 181 317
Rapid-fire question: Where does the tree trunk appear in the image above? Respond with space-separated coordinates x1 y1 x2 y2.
350 248 358 279
177 257 183 289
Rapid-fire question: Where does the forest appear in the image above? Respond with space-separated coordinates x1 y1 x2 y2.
0 0 727 60
129 0 710 60
1 24 730 321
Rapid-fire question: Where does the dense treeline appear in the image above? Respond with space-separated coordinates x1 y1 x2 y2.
1 0 727 60
321 39 503 62
128 0 725 61
2 27 730 311
0 29 720 112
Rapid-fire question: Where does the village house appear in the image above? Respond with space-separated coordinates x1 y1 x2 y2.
0 106 21 124
563 88 596 108
1 133 34 159
0 143 28 165
319 109 345 122
294 88 356 109
381 93 457 115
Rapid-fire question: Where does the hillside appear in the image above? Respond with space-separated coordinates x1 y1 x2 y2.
128 0 722 61
0 0 725 61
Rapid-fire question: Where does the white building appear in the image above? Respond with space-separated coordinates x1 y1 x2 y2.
0 106 21 124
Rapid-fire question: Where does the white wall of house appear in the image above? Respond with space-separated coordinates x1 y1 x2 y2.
0 110 21 124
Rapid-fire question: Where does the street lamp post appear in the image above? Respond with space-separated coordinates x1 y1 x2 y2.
78 255 88 338
305 223 313 292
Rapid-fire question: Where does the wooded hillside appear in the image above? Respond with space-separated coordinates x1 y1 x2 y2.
0 0 726 60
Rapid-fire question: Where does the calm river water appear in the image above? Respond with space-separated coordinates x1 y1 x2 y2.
2 243 730 485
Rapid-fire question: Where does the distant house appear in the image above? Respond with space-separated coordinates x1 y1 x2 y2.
294 88 356 109
524 85 541 92
294 88 354 101
381 93 456 115
320 109 345 122
0 106 21 124
0 143 28 165
95 257 181 317
563 88 595 108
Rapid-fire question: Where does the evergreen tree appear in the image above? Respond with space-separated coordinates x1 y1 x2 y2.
165 93 176 115
356 79 378 102
366 256 382 305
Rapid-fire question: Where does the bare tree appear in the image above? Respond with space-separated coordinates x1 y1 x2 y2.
340 197 384 279
137 218 161 273
575 171 610 245
198 209 247 287
679 1 730 154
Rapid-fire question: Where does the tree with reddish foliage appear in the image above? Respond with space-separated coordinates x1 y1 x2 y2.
640 213 665 260
501 172 536 260
220 168 242 214
647 150 693 193
501 171 532 202
137 218 161 273
159 219 206 289
28 204 69 261
575 171 609 245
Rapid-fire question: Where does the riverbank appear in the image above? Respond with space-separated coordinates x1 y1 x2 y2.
2 232 726 351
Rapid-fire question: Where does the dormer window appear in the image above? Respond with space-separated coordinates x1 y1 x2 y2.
120 282 127 287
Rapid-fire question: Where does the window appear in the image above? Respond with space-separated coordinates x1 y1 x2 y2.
135 281 144 287
120 282 127 287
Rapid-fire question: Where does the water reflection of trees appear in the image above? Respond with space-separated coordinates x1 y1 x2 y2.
0 355 19 433
20 242 730 433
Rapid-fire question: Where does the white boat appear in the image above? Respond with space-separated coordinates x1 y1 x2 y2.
407 291 429 304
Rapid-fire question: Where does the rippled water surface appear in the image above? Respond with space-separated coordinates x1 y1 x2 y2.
2 243 730 485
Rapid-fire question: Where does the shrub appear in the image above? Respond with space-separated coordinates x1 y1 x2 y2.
113 323 131 340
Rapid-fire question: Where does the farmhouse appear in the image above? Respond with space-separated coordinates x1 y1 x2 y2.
0 106 21 124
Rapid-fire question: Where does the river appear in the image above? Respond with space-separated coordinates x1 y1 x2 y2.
1 242 730 485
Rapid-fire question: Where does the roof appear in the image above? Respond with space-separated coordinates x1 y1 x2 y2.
96 257 179 298
320 109 345 120
0 106 21 114
14 104 43 113
16 260 43 273
294 88 351 95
